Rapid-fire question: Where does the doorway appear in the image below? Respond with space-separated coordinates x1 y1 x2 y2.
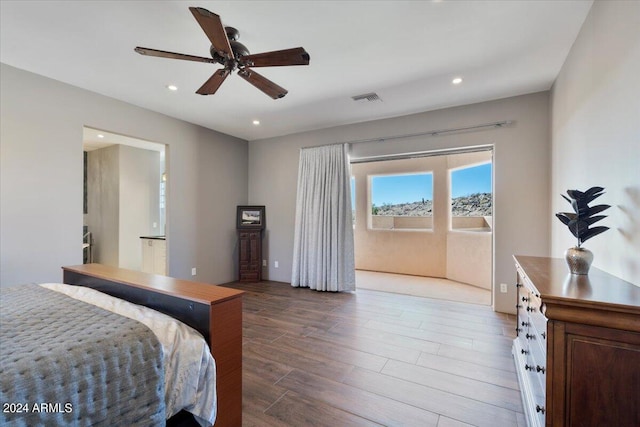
351 147 493 305
83 127 166 272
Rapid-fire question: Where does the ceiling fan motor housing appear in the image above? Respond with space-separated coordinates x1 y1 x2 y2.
209 41 249 64
225 26 239 41
230 41 250 58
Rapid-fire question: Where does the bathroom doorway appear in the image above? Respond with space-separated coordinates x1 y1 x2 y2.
83 127 167 272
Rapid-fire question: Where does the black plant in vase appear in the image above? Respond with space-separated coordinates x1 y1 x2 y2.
555 186 610 274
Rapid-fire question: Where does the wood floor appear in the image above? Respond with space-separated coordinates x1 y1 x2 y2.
223 280 525 427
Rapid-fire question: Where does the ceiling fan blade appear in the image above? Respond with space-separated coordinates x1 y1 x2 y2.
196 69 231 95
189 7 233 59
134 47 216 64
242 47 310 67
238 68 288 99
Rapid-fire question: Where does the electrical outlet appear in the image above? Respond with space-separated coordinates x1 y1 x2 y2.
274 261 279 268
191 267 197 276
500 283 508 293
262 260 267 267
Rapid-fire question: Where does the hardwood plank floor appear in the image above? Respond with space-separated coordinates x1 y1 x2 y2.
223 280 524 427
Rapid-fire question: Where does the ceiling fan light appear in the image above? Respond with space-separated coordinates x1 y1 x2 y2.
166 84 178 91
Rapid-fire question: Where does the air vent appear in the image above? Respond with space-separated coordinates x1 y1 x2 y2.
351 92 382 103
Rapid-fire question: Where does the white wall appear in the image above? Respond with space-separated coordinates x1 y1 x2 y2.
550 0 640 286
118 145 160 271
0 63 248 287
249 91 550 314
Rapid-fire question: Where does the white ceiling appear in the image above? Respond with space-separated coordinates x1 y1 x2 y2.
0 1 593 141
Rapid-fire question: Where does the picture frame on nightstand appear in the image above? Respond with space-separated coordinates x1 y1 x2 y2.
236 205 266 230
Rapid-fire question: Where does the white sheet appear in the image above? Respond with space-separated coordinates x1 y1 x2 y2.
40 283 217 427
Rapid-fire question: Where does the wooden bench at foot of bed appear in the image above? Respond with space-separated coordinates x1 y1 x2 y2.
62 264 244 427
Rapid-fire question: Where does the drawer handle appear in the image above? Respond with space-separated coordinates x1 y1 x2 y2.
521 321 530 327
525 333 535 340
516 283 523 288
521 296 530 302
521 349 529 355
541 332 546 339
536 405 546 414
516 304 523 309
516 327 522 333
526 306 536 312
536 365 546 374
524 364 534 371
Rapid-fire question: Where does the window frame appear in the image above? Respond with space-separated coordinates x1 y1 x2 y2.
367 171 434 232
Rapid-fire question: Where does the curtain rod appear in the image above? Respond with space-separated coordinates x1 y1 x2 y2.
350 144 493 164
338 120 512 146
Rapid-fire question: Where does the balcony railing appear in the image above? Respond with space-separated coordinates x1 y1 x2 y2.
370 215 491 231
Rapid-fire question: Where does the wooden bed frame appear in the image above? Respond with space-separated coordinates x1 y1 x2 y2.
62 264 244 427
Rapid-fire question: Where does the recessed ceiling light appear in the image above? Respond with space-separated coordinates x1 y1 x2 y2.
252 120 260 125
97 134 105 138
452 77 463 85
166 84 178 91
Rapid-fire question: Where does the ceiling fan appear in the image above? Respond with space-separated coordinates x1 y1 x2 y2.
135 7 310 99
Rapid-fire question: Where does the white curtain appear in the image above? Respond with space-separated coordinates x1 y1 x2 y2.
291 144 355 292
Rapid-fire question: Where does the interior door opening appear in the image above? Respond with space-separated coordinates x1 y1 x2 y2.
83 127 167 274
351 147 493 305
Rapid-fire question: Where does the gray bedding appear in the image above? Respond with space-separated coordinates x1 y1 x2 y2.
0 284 165 426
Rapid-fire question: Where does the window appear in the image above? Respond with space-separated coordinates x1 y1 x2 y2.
450 162 492 231
370 172 433 230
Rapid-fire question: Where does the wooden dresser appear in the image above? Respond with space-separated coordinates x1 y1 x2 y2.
513 255 640 427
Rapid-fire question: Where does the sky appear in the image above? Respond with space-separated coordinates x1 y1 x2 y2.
372 173 433 206
450 163 492 198
358 162 492 206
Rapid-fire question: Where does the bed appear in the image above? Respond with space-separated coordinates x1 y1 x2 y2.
0 264 244 427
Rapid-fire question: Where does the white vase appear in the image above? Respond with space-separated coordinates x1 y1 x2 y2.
565 246 593 275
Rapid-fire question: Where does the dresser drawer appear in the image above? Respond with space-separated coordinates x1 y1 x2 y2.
515 259 547 427
529 329 547 392
525 311 546 347
528 295 546 335
531 385 546 427
514 337 546 427
525 347 545 395
517 282 533 331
